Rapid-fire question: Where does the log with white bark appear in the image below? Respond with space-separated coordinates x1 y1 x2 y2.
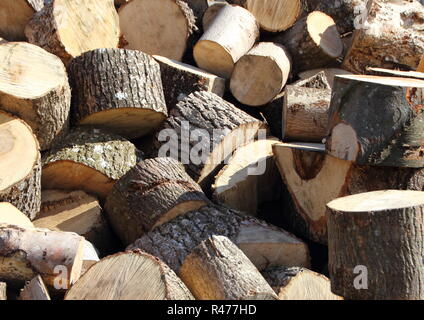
25 0 120 65
327 190 424 300
19 275 51 300
0 282 6 300
65 250 194 300
68 48 167 139
0 203 34 229
129 204 310 272
42 127 140 200
105 157 210 245
180 235 278 300
202 1 228 30
118 0 196 61
326 75 424 167
0 41 71 150
230 42 291 106
194 4 259 78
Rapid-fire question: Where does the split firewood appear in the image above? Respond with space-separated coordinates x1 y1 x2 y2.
0 0 45 41
327 190 424 300
25 0 120 65
34 190 115 255
202 1 228 30
272 11 344 73
0 111 41 220
262 267 342 300
366 67 424 80
153 55 226 111
326 75 424 167
118 0 196 61
212 139 280 215
297 68 352 88
154 91 267 189
65 250 194 300
81 240 100 275
194 4 259 78
68 48 168 139
19 275 51 301
230 42 291 106
129 204 310 272
105 157 210 245
42 127 140 200
342 0 424 74
273 142 424 244
0 224 85 288
0 282 6 300
0 203 34 229
418 55 424 72
282 85 331 142
0 41 71 150
180 235 278 300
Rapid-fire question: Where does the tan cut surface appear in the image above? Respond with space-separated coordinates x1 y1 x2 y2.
0 0 37 40
0 203 34 228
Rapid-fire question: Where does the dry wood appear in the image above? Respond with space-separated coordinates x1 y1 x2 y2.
297 68 353 88
129 204 310 272
20 275 51 300
25 0 120 65
418 55 424 72
180 235 278 300
119 0 196 61
194 4 259 78
81 240 100 275
212 139 280 215
202 1 228 30
367 67 424 80
262 267 342 300
68 48 167 139
0 203 34 229
230 42 291 106
105 157 210 245
0 282 6 300
42 127 140 200
327 190 424 300
292 71 331 89
0 41 71 150
65 250 194 300
326 75 424 167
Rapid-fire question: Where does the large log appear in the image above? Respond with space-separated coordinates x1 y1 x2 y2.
342 0 424 74
326 75 424 167
0 203 34 229
118 0 196 61
273 142 424 244
230 42 291 106
25 0 120 65
65 250 194 300
0 42 71 150
68 48 167 139
42 127 140 200
194 4 259 78
0 111 41 220
129 204 310 272
19 275 51 301
180 236 278 300
327 190 424 300
105 157 210 245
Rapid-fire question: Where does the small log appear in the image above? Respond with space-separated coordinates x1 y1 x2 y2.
262 267 342 300
180 235 278 300
212 139 280 215
65 250 194 300
297 68 352 88
25 0 120 65
42 127 140 200
20 275 51 300
202 1 228 30
282 85 331 142
34 190 115 255
119 0 196 61
68 48 167 139
0 111 41 220
230 42 291 106
0 203 34 229
0 225 85 288
153 55 226 111
272 11 343 73
0 282 6 300
0 0 45 41
193 4 259 78
105 157 210 245
129 204 310 272
0 42 71 150
342 1 424 74
418 55 424 72
326 75 424 167
327 190 424 300
366 67 424 80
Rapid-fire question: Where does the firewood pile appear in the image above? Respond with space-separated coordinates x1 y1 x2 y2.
0 0 423 301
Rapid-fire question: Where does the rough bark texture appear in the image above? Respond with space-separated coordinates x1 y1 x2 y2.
180 236 278 300
0 282 6 300
105 157 210 245
181 0 208 25
68 48 167 139
326 75 424 167
20 275 51 300
327 190 424 300
292 71 331 89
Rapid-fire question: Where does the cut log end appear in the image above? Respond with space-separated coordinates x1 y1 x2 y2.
194 40 235 78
